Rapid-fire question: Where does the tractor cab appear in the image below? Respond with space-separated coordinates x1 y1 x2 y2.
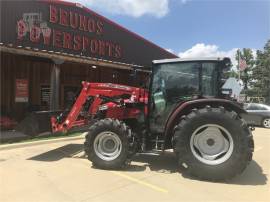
149 57 232 134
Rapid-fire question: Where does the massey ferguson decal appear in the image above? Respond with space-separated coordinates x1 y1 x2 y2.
16 5 122 59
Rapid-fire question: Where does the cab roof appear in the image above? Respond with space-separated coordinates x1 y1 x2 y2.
153 57 230 64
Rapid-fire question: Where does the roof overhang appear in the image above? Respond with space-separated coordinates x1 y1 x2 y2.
0 43 151 73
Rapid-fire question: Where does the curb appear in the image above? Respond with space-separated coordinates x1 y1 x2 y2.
0 134 85 151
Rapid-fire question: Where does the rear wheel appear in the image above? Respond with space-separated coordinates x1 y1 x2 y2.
190 124 234 166
84 118 134 169
173 106 254 181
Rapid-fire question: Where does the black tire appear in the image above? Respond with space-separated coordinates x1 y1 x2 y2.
262 118 270 128
84 118 134 169
173 106 254 181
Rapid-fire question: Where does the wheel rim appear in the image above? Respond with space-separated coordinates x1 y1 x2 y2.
94 131 122 161
190 124 234 165
263 119 270 128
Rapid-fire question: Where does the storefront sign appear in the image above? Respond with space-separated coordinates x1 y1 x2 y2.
16 5 122 59
15 79 28 102
0 0 175 67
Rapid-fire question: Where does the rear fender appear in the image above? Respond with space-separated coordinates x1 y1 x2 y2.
164 99 246 147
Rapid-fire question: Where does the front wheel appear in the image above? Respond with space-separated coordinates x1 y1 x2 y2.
84 118 133 169
173 106 254 181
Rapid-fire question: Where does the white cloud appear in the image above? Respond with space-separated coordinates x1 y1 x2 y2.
66 0 169 18
166 48 175 54
178 43 239 67
178 43 258 68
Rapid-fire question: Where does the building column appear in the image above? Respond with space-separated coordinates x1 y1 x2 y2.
50 59 64 111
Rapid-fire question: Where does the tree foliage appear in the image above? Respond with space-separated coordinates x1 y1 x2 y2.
252 40 270 103
233 40 270 104
224 69 239 79
235 40 270 104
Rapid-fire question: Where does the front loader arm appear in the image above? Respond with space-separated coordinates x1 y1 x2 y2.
51 81 96 133
51 82 147 133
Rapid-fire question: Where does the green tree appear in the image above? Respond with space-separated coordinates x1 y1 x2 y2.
224 69 239 79
252 40 270 104
235 48 256 101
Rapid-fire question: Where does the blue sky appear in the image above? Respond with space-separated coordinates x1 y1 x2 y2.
67 0 269 65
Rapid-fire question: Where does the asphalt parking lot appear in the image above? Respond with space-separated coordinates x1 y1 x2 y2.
0 128 269 202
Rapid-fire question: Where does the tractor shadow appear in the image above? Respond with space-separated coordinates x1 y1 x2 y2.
27 143 84 161
131 151 178 174
221 160 267 185
132 151 267 186
180 160 267 185
27 143 146 171
28 143 267 185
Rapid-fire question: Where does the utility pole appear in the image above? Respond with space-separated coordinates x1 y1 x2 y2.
238 49 241 81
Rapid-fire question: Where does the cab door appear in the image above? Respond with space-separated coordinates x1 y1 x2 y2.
149 62 200 134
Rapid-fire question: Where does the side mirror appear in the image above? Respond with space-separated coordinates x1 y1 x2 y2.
222 57 232 71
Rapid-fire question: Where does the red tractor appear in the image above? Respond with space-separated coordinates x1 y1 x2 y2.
51 57 254 181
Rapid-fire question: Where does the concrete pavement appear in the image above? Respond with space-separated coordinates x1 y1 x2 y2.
0 128 269 202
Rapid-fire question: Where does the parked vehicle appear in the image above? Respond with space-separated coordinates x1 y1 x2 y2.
16 57 254 181
243 103 270 128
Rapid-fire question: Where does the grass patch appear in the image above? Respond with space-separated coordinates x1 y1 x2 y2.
22 132 82 142
1 132 83 145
